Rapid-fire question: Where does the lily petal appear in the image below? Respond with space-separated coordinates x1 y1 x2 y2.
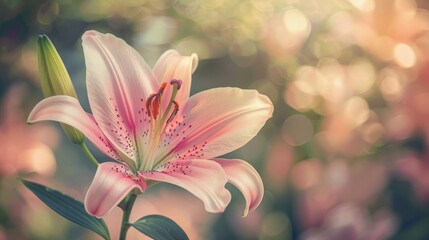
140 159 231 213
153 50 198 107
213 158 264 216
27 96 119 160
82 30 156 161
85 162 147 218
167 87 273 160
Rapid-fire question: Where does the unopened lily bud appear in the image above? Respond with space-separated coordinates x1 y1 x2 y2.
38 35 85 144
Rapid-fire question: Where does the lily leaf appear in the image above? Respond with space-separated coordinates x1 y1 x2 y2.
22 180 110 240
129 215 189 240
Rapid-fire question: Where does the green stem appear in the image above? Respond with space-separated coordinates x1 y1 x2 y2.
79 142 99 166
119 194 137 240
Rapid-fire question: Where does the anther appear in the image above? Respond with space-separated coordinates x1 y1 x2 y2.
145 82 167 119
170 79 182 89
166 101 179 124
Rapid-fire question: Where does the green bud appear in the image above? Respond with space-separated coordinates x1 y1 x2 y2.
38 35 85 144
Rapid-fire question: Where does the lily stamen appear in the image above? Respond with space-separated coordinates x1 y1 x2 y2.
143 79 183 170
166 101 179 124
146 82 167 119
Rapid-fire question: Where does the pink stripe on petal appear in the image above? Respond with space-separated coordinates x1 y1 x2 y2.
27 96 119 160
213 158 264 217
85 162 147 218
82 30 156 161
168 88 273 160
140 159 231 213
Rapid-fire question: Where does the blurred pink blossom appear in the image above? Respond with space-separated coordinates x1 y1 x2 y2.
0 85 58 177
395 152 429 202
300 203 397 240
292 159 388 228
350 0 429 68
264 135 294 192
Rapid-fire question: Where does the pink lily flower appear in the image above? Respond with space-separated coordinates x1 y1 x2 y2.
28 31 273 218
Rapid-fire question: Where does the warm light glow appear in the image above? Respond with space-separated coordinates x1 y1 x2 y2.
348 59 375 94
318 60 347 104
372 36 396 61
137 16 177 45
328 12 354 44
394 0 417 12
394 43 416 68
284 82 317 111
343 96 370 127
348 0 375 12
380 76 403 101
174 37 211 59
18 143 56 176
283 9 310 34
295 66 326 95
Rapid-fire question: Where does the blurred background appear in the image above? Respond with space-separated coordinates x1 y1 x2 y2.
1 0 429 239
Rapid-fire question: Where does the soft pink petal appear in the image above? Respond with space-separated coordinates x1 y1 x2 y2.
165 88 273 160
27 96 119 160
85 162 147 218
153 50 198 106
82 30 156 161
140 159 231 213
213 158 264 216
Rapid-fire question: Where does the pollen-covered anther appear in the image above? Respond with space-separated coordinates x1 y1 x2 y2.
146 82 167 119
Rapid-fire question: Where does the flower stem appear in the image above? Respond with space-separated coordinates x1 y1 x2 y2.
79 142 99 166
119 194 137 240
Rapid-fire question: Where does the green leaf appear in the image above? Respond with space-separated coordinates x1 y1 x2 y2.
22 180 110 240
129 215 189 240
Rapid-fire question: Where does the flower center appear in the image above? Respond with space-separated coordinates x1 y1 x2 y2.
139 79 182 170
146 80 181 123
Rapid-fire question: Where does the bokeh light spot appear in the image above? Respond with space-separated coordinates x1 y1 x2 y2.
282 114 314 146
343 96 369 127
348 59 375 94
283 9 310 34
394 43 416 68
380 76 403 101
291 159 322 190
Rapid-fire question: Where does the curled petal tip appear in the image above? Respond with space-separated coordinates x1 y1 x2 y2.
213 158 264 217
82 30 100 38
190 53 198 73
141 159 231 214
